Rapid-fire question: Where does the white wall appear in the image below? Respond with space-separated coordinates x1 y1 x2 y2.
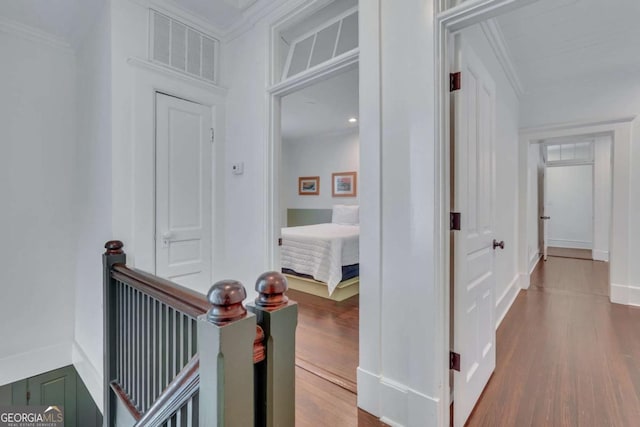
461 25 521 328
0 30 77 384
73 2 111 410
546 164 593 249
593 136 611 261
627 118 640 304
282 130 359 215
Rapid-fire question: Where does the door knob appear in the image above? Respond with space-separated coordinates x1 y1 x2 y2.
493 239 505 250
540 216 550 220
161 231 174 247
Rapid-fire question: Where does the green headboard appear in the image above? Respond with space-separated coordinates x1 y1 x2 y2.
286 209 332 227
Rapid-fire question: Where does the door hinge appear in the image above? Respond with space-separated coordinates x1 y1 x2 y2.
26 391 31 403
210 128 215 143
450 72 461 92
450 212 461 231
450 351 461 372
278 238 283 247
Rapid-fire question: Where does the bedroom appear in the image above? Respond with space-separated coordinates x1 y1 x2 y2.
278 13 360 393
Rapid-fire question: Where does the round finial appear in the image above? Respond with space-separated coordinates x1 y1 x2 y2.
206 280 247 324
254 271 289 308
104 240 124 255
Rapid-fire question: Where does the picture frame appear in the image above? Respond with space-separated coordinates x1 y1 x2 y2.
332 171 357 197
298 176 320 195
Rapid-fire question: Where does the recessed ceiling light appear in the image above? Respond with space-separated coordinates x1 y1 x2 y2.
348 117 358 123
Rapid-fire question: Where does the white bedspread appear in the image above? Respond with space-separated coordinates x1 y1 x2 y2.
281 223 359 295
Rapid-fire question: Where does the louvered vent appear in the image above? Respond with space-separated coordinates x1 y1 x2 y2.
150 10 218 83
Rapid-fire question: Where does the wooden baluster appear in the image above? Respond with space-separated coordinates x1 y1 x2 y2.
103 240 126 426
247 272 298 427
198 280 256 426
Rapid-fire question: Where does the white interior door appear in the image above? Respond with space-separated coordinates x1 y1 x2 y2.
451 35 497 427
541 165 549 261
155 92 212 290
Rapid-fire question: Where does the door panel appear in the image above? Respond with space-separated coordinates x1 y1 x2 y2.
156 93 213 290
28 366 77 426
452 34 497 427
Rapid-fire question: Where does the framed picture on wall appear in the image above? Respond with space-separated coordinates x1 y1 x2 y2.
298 176 320 195
332 171 357 197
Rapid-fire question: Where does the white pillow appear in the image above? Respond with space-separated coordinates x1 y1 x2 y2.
332 204 359 225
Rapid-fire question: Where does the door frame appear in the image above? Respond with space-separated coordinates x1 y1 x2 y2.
128 59 226 279
518 118 633 299
434 0 541 424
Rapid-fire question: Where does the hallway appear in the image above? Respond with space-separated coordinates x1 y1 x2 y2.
467 257 640 426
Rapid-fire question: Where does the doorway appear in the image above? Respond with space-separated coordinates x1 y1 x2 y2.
154 92 213 290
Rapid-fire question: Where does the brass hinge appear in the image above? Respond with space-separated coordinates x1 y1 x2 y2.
450 212 461 231
450 72 461 92
450 351 461 372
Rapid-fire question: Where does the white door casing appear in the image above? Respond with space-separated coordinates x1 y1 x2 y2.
155 92 213 289
451 35 497 427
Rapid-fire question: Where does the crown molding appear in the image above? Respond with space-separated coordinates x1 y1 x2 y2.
0 16 73 53
480 18 524 97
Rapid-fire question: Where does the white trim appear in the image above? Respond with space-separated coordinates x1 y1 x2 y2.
479 19 524 97
518 272 531 290
547 239 592 250
610 284 640 307
127 57 228 96
593 249 609 262
0 341 72 387
376 376 440 427
439 0 540 32
357 367 381 419
0 16 73 53
529 252 541 275
72 341 104 413
495 274 520 329
520 116 636 135
224 0 299 42
268 49 359 95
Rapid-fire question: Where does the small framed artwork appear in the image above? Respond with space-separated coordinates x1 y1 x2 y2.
332 171 357 197
298 176 320 195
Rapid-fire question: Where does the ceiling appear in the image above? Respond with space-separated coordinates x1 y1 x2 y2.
281 67 359 142
497 0 640 93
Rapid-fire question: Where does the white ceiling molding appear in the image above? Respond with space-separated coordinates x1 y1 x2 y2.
480 18 524 97
520 116 636 136
127 57 229 96
0 16 73 53
223 0 296 42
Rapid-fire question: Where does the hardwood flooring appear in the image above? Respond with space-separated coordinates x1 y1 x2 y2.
291 289 384 426
466 257 640 426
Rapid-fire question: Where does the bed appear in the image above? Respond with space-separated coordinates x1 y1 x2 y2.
281 205 360 301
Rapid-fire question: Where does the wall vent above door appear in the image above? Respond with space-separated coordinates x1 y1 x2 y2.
150 10 219 84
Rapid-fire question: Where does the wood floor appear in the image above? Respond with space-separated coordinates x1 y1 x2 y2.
546 247 593 260
466 257 640 426
290 289 385 425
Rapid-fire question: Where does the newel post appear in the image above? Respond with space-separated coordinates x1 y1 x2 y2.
102 240 125 427
247 272 298 427
198 280 256 426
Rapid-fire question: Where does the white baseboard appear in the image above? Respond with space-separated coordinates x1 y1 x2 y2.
495 274 520 329
592 250 609 262
519 273 530 290
357 367 381 417
0 341 72 386
358 368 439 426
529 253 541 275
610 283 640 307
547 239 592 250
72 341 104 413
